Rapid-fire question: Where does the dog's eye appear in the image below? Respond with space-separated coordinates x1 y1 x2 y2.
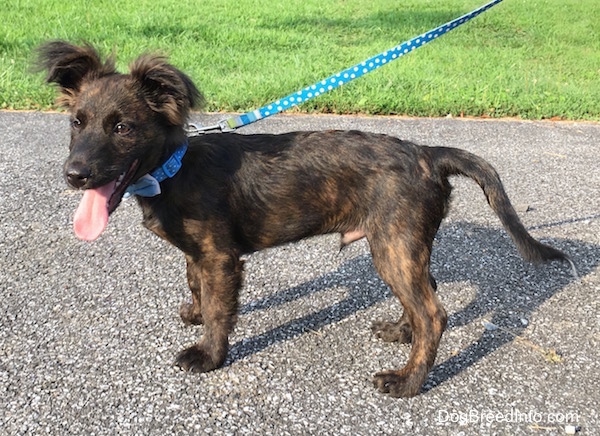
71 118 82 129
114 123 132 136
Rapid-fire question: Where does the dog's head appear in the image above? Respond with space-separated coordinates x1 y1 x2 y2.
36 41 202 240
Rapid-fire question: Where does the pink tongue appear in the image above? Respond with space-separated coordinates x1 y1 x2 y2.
73 181 116 241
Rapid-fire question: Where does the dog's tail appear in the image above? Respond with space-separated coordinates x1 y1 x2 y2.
430 146 576 274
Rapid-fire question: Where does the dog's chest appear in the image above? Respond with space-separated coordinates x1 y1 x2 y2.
139 202 171 242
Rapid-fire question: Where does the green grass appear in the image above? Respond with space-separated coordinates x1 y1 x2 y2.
1 0 599 120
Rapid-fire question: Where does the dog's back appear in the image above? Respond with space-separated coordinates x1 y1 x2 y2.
183 131 570 268
179 130 452 251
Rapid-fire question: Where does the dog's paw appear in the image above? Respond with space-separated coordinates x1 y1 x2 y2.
179 303 204 325
175 345 220 373
371 320 412 343
373 370 422 398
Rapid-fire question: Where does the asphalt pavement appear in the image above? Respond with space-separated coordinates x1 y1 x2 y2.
1 111 598 435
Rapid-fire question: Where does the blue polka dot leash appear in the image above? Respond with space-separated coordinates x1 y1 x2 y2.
187 0 504 134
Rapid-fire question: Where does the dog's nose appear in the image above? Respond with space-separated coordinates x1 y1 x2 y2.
65 162 91 189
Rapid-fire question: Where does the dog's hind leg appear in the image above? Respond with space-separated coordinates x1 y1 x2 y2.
371 311 413 344
369 235 447 397
175 250 243 372
371 273 437 343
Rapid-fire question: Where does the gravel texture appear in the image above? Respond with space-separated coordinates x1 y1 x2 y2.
1 111 598 435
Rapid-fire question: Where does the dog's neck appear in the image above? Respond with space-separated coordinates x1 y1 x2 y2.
125 140 188 198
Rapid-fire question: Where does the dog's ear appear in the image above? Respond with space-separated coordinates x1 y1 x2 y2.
129 55 203 126
35 41 116 107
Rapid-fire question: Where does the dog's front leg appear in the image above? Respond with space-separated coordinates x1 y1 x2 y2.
175 250 243 372
179 255 204 325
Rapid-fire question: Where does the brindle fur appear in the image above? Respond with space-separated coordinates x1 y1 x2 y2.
37 41 570 397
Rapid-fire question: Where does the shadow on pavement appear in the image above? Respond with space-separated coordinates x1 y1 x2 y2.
227 220 599 394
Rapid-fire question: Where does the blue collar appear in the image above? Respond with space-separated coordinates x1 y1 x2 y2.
150 142 188 183
124 141 188 198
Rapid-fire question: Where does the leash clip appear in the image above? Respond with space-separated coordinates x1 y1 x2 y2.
185 123 218 135
185 121 233 136
184 123 200 136
217 119 234 132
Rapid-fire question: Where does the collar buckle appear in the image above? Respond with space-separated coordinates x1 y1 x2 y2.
150 142 188 182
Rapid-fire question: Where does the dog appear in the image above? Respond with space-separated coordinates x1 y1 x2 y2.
36 41 571 398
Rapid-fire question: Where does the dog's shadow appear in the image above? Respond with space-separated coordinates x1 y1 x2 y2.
226 220 598 393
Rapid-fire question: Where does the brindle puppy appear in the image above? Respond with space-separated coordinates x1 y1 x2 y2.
36 41 570 397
